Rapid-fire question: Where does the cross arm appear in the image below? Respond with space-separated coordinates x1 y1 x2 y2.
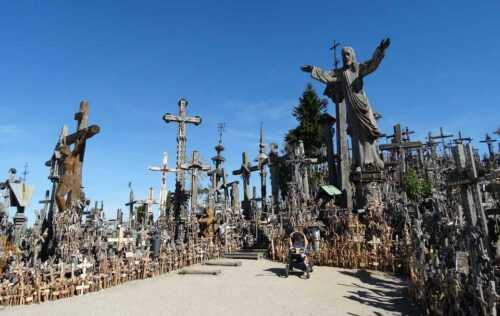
64 125 100 145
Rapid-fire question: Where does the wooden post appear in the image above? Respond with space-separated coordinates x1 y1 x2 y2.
336 100 352 210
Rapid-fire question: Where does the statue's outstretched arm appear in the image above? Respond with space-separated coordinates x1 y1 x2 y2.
301 65 338 84
360 38 390 76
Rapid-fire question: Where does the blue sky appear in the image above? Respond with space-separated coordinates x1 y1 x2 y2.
1 1 499 223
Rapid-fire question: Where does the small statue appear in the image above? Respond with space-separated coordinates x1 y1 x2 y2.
198 207 215 238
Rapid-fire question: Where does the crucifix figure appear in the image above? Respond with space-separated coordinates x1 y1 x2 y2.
52 101 100 212
182 150 210 216
302 38 390 171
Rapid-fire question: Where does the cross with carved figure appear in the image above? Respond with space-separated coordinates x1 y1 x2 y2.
163 98 202 191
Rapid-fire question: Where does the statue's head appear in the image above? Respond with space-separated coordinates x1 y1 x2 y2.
342 47 357 67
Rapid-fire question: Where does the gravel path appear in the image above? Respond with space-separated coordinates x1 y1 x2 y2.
1 259 420 316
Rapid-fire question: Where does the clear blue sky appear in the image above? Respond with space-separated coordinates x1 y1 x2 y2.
1 1 499 223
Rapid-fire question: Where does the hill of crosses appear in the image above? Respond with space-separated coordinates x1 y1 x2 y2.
1 38 500 316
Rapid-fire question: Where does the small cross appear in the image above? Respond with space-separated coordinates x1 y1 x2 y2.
367 236 381 253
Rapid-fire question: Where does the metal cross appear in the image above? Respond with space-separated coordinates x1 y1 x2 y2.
330 40 341 70
148 152 177 216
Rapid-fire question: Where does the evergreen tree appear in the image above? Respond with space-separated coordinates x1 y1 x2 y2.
285 84 328 159
279 84 328 199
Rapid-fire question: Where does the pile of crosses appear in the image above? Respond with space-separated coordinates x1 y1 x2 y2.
0 99 247 307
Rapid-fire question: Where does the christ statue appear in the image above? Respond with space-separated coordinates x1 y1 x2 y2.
301 38 390 171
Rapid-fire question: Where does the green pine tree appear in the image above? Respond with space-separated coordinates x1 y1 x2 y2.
285 84 328 159
279 84 328 199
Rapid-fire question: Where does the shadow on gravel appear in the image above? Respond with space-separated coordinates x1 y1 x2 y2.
339 270 422 316
260 268 308 279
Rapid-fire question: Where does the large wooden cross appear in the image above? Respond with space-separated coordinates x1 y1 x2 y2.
163 98 201 191
454 131 473 145
380 124 422 173
286 141 317 201
182 151 210 216
429 127 453 157
255 125 269 212
232 152 258 217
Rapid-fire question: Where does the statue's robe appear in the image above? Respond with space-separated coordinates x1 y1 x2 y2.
310 46 385 170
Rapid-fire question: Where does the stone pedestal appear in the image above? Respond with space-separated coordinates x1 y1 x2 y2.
351 169 384 212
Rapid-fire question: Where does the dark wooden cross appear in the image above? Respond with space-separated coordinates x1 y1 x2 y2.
232 152 258 217
182 150 210 216
330 40 341 70
125 182 138 229
429 127 453 156
453 131 473 145
449 143 489 239
255 124 269 212
286 141 317 201
402 126 415 142
480 133 497 159
380 124 422 174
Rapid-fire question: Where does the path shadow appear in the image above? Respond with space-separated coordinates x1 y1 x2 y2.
339 270 422 316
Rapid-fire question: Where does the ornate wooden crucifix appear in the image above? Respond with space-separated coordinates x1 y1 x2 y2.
163 98 201 191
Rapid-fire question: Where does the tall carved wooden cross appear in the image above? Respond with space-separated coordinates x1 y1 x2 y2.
163 98 202 191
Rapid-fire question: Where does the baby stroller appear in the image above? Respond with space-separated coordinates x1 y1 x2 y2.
284 231 313 279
